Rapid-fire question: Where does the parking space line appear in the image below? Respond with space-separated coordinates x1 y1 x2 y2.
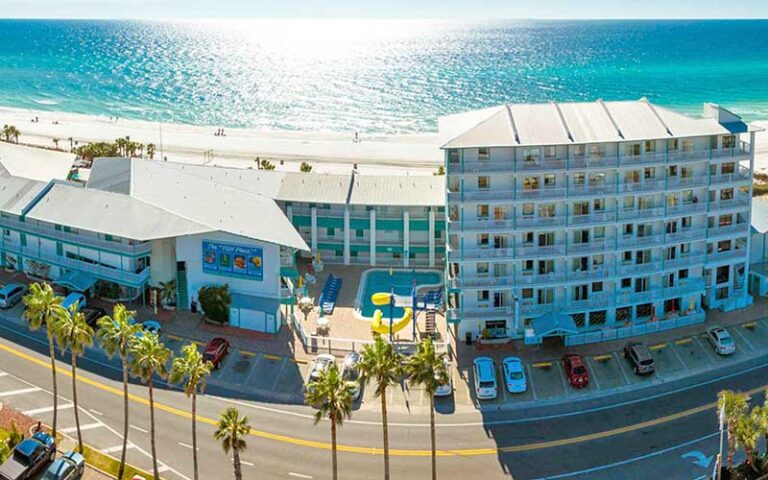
732 326 756 351
0 372 7 378
157 463 171 473
0 387 41 397
525 364 537 400
269 358 290 391
668 342 688 370
614 352 632 385
556 361 569 393
692 336 716 366
61 422 103 434
130 424 149 434
23 403 73 416
585 357 602 390
103 443 134 454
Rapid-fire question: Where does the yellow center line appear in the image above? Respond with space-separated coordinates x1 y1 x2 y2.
0 340 754 457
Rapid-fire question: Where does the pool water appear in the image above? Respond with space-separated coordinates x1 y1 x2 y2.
358 269 443 319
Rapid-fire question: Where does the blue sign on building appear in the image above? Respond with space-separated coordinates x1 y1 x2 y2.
202 241 263 281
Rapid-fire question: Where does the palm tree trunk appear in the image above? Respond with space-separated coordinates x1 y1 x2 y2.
381 389 390 480
71 351 83 453
233 448 243 480
331 418 338 480
192 391 199 480
48 334 58 439
149 376 160 480
430 394 436 480
119 355 129 480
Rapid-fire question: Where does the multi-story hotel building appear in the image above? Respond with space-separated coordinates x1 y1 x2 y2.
443 100 759 345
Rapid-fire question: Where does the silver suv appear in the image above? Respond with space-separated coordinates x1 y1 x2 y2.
623 342 655 375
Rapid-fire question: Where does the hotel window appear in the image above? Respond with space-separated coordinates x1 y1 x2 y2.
639 196 654 210
573 229 589 244
544 146 557 159
538 288 554 305
522 288 534 300
523 232 534 245
449 150 460 163
719 214 733 227
478 148 490 160
448 205 459 222
477 205 489 219
681 166 693 178
594 226 605 240
626 170 640 184
493 263 507 277
493 206 506 221
477 262 489 276
2 229 8 238
636 250 651 264
626 143 641 156
623 196 635 209
720 188 734 201
644 167 655 180
637 223 652 237
683 139 694 152
493 235 507 249
522 203 534 217
666 221 678 234
356 229 364 237
644 141 656 153
621 278 632 289
573 173 586 185
478 233 489 246
668 138 679 151
539 204 556 218
668 165 678 177
667 193 679 208
593 198 605 211
573 201 589 216
722 135 735 149
593 255 604 267
682 216 692 229
589 144 605 158
543 174 556 187
493 293 506 308
589 173 605 186
523 177 539 190
538 232 555 247
477 290 490 302
592 281 604 293
716 266 730 284
623 224 634 236
478 176 490 189
523 260 534 274
717 240 732 252
574 257 588 271
574 285 588 301
573 145 586 158
523 148 540 163
679 269 689 280
622 251 632 263
681 243 691 255
722 162 735 175
635 277 649 292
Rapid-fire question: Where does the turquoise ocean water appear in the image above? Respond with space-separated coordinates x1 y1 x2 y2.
1 19 768 133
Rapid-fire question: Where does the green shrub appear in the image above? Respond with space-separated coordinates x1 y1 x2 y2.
198 284 231 324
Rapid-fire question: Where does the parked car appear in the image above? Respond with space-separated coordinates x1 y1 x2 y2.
472 356 498 400
624 342 656 375
0 431 56 480
707 326 736 355
434 359 453 397
202 337 230 369
140 320 161 335
562 354 590 388
42 451 84 480
80 307 106 327
340 352 362 401
307 354 335 386
502 357 527 393
60 293 86 312
0 283 26 309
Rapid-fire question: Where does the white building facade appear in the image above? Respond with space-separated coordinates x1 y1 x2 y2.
443 100 758 345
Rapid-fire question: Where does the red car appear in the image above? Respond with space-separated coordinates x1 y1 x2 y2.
562 354 589 388
203 337 230 369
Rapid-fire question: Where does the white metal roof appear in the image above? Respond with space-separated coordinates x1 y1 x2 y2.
0 142 74 182
443 100 760 148
86 157 131 194
26 183 213 241
0 176 47 216
349 173 444 206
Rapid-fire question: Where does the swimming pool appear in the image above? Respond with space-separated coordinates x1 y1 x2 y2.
355 269 443 320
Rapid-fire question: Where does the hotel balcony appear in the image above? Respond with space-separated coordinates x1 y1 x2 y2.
0 216 152 256
666 176 710 190
516 158 568 173
707 224 750 240
515 216 564 229
617 179 667 194
706 248 748 265
516 187 567 201
568 156 619 169
709 167 752 187
568 211 615 226
617 233 665 249
618 207 666 222
568 184 613 198
665 227 707 243
568 238 613 254
460 305 515 319
617 260 662 276
666 202 708 217
663 252 706 270
447 159 512 175
619 152 669 167
710 195 750 212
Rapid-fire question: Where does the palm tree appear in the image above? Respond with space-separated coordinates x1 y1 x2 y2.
170 344 212 480
130 332 172 480
97 304 140 480
718 390 749 469
734 412 761 472
359 334 403 480
8 125 19 143
214 408 251 480
406 338 448 480
146 143 156 159
304 364 354 480
55 306 94 453
23 283 67 439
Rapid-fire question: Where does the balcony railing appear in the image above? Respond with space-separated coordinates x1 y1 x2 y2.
666 202 708 217
709 167 752 186
568 156 619 169
617 261 662 276
707 224 749 239
568 212 614 226
618 207 665 221
617 179 666 194
666 176 710 189
710 196 750 212
568 184 613 197
619 152 668 167
0 216 151 256
707 249 748 264
663 253 705 270
665 227 707 243
618 233 664 249
515 216 564 228
516 187 567 200
517 158 568 172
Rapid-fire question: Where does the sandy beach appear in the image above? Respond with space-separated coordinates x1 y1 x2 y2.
1 105 767 175
0 106 445 175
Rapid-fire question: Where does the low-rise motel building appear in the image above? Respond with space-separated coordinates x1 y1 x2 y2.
0 98 764 346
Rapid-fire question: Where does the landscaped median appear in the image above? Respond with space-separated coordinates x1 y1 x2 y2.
0 401 155 480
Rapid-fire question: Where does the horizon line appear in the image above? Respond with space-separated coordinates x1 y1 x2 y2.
1 16 768 21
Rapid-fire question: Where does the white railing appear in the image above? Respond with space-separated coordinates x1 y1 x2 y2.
564 311 706 346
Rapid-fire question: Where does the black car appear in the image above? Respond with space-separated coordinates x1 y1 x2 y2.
81 307 106 327
623 342 656 375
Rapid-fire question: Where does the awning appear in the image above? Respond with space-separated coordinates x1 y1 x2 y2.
530 312 579 337
55 271 97 292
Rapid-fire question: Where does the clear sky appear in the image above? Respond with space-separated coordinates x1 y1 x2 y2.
2 0 767 19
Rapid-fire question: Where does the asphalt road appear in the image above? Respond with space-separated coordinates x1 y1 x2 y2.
1 310 765 480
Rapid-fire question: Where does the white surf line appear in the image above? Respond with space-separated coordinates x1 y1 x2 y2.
178 442 198 450
0 387 41 397
61 422 104 434
288 473 313 479
24 403 73 416
129 424 149 434
103 443 134 454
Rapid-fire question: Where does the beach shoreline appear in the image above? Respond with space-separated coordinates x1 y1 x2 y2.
1 104 768 176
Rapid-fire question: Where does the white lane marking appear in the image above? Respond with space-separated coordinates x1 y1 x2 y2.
178 442 198 450
289 473 313 479
0 387 41 397
157 464 171 473
0 372 9 377
129 424 149 434
23 403 73 415
88 409 103 416
530 432 719 479
732 325 756 351
240 460 255 467
103 443 134 454
61 422 103 433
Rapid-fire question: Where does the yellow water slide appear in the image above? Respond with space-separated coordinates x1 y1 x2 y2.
370 292 412 335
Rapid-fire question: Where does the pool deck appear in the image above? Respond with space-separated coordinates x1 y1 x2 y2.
295 261 450 346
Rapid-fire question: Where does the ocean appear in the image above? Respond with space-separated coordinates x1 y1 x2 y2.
1 19 767 133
